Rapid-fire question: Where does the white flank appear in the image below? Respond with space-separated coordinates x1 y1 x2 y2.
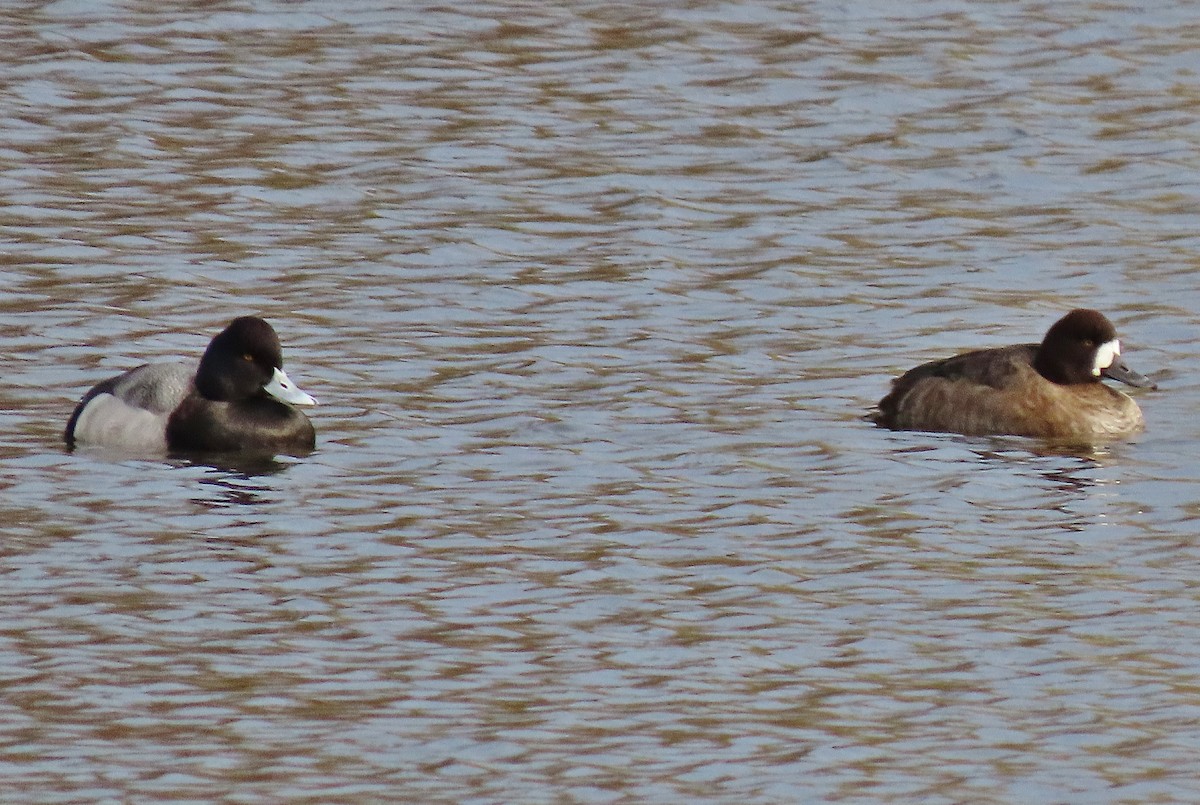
73 393 170 451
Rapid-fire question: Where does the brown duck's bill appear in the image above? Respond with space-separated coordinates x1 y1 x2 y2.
1102 359 1157 390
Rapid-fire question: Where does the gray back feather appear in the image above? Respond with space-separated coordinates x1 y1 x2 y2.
111 363 195 414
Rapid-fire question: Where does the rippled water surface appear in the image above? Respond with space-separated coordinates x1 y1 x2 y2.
4 1 1200 801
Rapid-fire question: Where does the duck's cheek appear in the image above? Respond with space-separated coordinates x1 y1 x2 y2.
1092 339 1120 376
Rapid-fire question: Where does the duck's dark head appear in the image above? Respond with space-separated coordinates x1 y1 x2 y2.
195 317 318 405
1034 308 1155 389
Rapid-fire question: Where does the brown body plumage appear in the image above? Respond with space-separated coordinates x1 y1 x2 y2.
874 309 1154 440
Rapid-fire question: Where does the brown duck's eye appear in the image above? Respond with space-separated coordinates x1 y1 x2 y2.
243 353 255 362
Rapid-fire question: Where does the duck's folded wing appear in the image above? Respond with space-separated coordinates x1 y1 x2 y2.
67 363 194 449
110 363 195 414
875 344 1039 431
904 344 1038 391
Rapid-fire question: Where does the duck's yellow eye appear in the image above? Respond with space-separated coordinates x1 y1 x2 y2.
243 353 254 362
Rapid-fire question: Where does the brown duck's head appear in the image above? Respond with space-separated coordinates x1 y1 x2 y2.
1034 309 1155 389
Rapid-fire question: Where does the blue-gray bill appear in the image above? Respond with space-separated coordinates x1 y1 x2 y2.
1102 359 1156 389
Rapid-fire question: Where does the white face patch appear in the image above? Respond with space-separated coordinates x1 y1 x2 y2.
1092 338 1120 376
